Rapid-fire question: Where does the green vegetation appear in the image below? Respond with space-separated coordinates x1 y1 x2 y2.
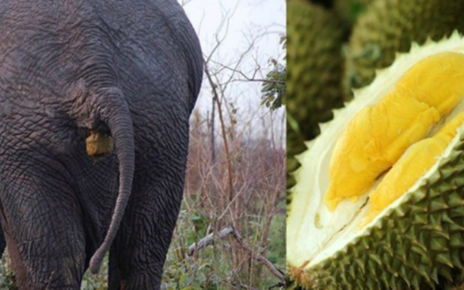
162 196 285 289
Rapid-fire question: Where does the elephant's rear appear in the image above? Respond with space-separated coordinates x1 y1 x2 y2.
0 0 203 289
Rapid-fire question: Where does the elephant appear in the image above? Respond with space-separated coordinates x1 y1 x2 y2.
0 0 203 289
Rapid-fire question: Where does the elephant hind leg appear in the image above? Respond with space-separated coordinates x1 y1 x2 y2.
0 168 87 289
110 183 183 289
0 201 28 288
3 230 28 289
4 232 55 290
108 251 125 290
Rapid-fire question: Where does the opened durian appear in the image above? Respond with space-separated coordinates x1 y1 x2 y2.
287 32 464 289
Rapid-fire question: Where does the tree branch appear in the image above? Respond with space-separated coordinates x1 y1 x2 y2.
232 228 286 283
187 225 286 284
188 226 234 256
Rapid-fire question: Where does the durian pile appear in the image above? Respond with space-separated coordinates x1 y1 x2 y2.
287 0 464 289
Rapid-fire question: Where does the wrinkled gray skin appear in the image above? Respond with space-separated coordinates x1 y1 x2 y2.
0 0 203 289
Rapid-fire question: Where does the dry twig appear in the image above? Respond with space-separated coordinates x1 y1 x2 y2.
232 228 286 283
187 225 285 283
188 226 234 256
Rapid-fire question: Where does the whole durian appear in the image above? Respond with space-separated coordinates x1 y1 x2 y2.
287 0 345 184
344 0 464 99
287 33 464 290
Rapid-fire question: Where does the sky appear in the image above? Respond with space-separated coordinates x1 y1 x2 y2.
179 0 286 144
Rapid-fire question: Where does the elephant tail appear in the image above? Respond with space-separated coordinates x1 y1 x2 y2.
88 87 135 274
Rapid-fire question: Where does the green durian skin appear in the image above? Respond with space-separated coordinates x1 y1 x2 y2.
344 0 464 99
289 134 464 290
286 0 345 187
333 0 373 27
287 0 345 140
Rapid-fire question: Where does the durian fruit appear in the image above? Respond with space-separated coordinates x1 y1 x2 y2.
287 0 345 185
287 32 464 289
344 0 464 99
333 0 372 28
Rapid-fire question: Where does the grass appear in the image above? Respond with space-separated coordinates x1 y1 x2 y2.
162 195 285 289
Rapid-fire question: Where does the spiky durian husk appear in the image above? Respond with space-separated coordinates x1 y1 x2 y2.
333 0 372 28
287 32 464 290
344 0 464 99
287 0 345 140
287 0 345 186
291 142 464 289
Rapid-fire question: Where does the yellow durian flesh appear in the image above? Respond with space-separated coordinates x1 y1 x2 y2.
359 111 464 228
287 33 464 286
325 52 464 211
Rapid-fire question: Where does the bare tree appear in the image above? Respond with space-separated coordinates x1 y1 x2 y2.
168 1 286 289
